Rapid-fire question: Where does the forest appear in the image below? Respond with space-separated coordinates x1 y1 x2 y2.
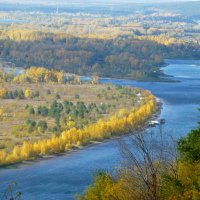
0 2 200 82
0 31 199 80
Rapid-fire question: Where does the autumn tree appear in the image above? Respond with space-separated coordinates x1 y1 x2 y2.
24 89 31 99
0 88 7 99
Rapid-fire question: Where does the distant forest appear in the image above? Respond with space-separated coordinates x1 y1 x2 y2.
0 35 199 80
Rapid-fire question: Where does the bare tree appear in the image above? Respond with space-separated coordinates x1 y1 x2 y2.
118 127 178 200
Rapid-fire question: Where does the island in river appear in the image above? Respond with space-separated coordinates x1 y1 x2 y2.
0 66 158 167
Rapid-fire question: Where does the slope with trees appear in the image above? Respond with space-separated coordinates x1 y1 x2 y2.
78 111 200 200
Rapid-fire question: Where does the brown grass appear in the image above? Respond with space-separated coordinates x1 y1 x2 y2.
0 82 143 151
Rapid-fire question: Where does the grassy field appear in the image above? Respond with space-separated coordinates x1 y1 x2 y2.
0 81 146 152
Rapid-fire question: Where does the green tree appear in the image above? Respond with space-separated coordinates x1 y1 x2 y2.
26 119 37 132
38 120 48 132
178 126 200 163
38 106 49 117
29 107 35 115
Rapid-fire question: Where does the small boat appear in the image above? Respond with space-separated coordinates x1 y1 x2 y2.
151 120 159 125
149 120 159 127
160 118 166 124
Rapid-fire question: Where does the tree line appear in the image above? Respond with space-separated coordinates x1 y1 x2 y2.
0 92 157 166
0 88 39 99
0 31 199 80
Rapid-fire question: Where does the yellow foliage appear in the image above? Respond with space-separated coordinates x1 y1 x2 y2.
24 89 31 98
0 108 4 117
136 35 184 46
67 120 76 128
0 88 7 99
11 67 65 84
118 108 129 118
0 92 157 166
5 29 50 41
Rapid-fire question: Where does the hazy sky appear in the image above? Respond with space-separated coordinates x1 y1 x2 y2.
0 0 199 4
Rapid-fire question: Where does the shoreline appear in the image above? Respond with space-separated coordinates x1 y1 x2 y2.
0 59 181 83
3 58 200 83
0 100 163 170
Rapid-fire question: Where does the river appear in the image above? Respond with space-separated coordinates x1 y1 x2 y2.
0 19 28 24
0 59 200 200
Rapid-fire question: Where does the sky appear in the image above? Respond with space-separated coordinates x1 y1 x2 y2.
0 0 199 4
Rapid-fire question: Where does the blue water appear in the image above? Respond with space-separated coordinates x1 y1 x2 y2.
0 66 26 75
0 60 200 200
0 19 28 24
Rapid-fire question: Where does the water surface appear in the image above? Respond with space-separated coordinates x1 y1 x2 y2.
0 60 199 200
0 19 28 24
